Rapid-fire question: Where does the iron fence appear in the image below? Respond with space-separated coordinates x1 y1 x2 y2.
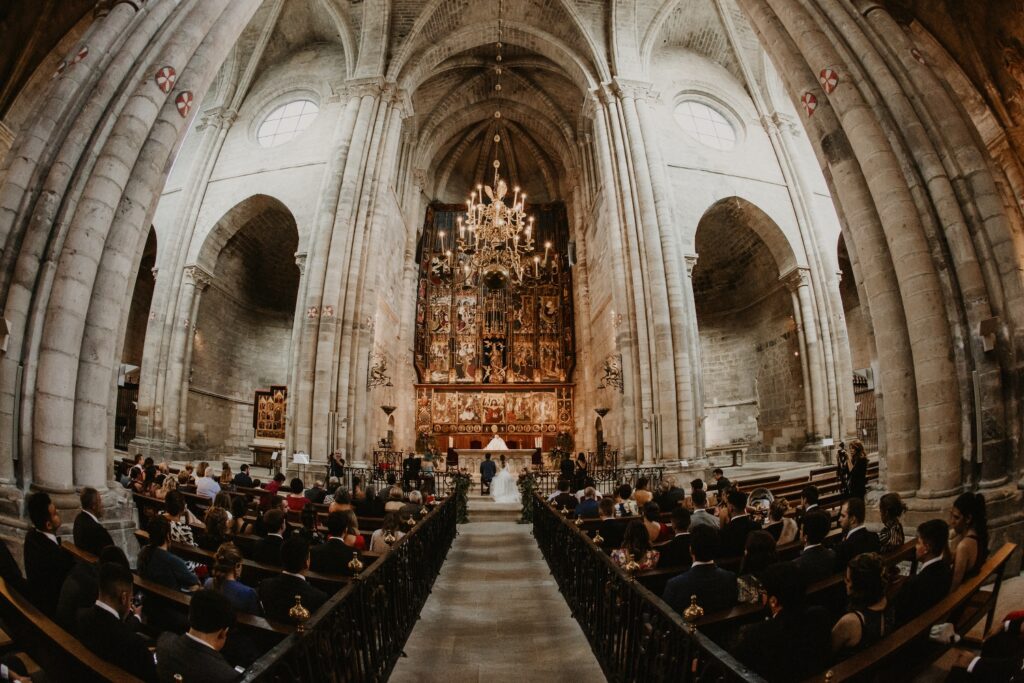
532 494 763 683
240 495 457 681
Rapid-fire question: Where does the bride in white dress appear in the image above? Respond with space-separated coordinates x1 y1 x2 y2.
490 455 519 504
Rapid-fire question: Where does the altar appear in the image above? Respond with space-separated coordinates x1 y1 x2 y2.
454 448 540 476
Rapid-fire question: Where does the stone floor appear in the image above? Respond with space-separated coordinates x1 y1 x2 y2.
388 504 607 683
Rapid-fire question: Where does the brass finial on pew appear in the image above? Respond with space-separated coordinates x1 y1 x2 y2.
559 504 569 515
824 673 834 682
573 515 584 527
348 553 364 575
623 555 641 575
683 595 704 632
289 595 310 632
383 529 397 546
405 515 417 528
592 529 604 544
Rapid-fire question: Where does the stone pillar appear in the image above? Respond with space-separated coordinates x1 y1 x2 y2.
0 120 13 166
284 252 307 456
784 267 829 439
163 265 211 450
683 254 706 461
785 275 815 438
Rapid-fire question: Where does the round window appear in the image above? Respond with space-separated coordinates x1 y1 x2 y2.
257 99 319 148
673 100 736 150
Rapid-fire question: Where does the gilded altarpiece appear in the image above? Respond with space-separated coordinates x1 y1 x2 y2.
414 203 575 450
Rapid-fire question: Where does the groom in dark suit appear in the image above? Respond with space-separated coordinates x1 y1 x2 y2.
480 454 496 494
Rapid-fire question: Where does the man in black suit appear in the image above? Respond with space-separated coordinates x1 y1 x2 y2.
835 497 880 571
663 525 737 615
559 454 575 482
75 562 156 681
232 464 253 488
402 454 421 491
156 589 240 682
258 536 329 623
711 468 732 498
655 476 686 510
789 510 837 586
734 563 831 681
305 480 327 505
895 519 953 624
595 499 624 548
719 490 760 558
252 509 286 566
551 479 578 513
658 507 692 567
310 512 357 575
24 492 74 617
399 490 426 521
796 484 820 532
480 454 496 495
73 487 114 557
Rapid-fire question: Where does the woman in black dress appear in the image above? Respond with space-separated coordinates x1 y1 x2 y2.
848 440 868 499
573 453 588 492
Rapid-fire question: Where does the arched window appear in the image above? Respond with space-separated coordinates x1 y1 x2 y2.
257 99 319 147
673 100 736 150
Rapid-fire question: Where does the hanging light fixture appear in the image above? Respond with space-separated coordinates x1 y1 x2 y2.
454 0 535 289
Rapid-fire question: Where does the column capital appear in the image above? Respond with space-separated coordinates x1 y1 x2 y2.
780 265 812 291
683 253 699 276
759 111 799 136
611 78 658 103
196 106 237 131
183 264 213 290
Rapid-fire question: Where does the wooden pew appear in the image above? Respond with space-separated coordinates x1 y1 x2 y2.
132 530 357 592
61 542 293 641
0 577 142 682
804 543 1018 682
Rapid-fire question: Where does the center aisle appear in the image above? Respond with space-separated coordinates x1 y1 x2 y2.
389 499 607 682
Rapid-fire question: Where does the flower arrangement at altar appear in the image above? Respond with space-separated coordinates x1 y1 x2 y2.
517 471 538 524
547 446 570 470
450 470 472 524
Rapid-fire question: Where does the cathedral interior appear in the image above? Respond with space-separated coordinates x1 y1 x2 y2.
1 0 1024 679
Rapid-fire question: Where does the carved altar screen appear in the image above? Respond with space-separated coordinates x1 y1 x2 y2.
253 385 287 439
413 203 575 450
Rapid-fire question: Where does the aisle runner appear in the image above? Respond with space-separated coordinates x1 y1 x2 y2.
389 520 606 682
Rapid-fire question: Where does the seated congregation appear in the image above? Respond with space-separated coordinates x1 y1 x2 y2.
547 466 1021 682
0 457 436 682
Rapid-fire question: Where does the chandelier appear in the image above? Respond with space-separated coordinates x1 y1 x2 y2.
456 152 534 288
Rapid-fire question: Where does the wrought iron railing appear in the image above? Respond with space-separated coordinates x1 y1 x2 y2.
240 495 457 681
532 494 763 682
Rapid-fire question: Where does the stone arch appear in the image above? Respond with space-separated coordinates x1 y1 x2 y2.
693 196 808 455
186 197 300 458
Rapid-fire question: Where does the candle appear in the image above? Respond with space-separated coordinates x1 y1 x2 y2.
534 256 540 277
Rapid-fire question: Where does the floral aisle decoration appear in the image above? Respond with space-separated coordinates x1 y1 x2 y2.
450 470 472 524
517 471 538 524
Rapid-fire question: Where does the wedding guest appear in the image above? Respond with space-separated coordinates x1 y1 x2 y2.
252 510 287 566
138 516 200 592
632 477 653 507
655 476 686 510
74 561 156 682
311 512 358 573
329 489 354 515
156 590 239 683
596 498 624 548
576 488 600 518
736 531 778 604
24 492 73 617
688 490 720 530
384 487 405 513
218 463 233 488
195 462 221 499
258 537 328 623
232 464 253 488
204 543 260 615
657 507 692 567
305 480 327 505
73 487 114 556
642 502 671 544
765 499 797 545
265 472 286 495
894 519 952 624
719 490 760 558
198 507 232 552
831 552 889 657
355 487 384 517
369 513 406 553
285 478 311 512
338 510 366 551
950 492 988 590
878 492 907 552
154 475 178 501
847 440 868 499
663 525 736 615
162 491 201 546
790 510 837 586
229 496 249 535
322 478 341 505
613 484 638 517
611 521 660 570
835 497 881 571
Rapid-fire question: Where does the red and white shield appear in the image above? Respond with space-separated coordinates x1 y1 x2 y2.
175 91 194 118
72 46 89 64
155 66 177 94
819 68 839 94
911 47 927 65
323 305 334 317
307 306 320 319
801 92 818 117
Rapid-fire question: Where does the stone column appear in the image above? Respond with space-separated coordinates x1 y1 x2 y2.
283 252 307 456
164 265 211 450
784 267 829 439
683 254 706 461
784 271 816 437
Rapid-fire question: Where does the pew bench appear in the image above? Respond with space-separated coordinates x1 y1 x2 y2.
803 542 1018 682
